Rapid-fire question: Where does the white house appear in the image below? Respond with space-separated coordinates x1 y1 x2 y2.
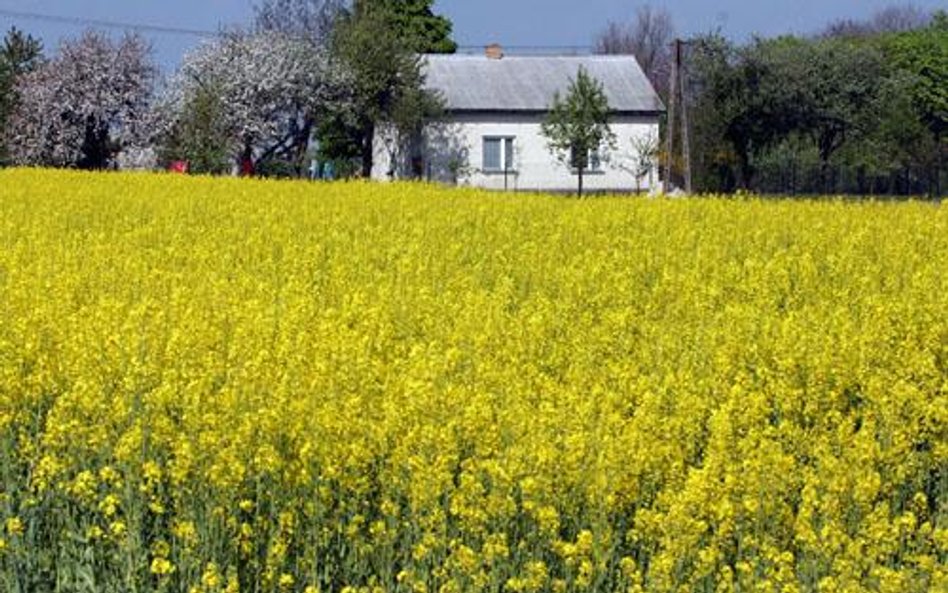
372 46 665 192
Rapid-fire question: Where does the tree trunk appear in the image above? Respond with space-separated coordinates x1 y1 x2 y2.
240 140 254 177
79 117 111 170
790 159 797 195
818 139 830 194
578 166 584 198
819 128 843 195
936 130 943 200
295 118 314 178
361 121 375 178
738 151 753 191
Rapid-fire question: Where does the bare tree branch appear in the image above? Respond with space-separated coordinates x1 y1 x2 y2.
822 3 933 37
254 0 346 45
593 4 674 98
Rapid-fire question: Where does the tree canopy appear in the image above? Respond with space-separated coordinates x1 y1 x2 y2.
7 30 154 169
252 0 454 177
365 0 457 54
0 27 43 164
156 30 346 175
322 1 443 177
885 14 948 139
254 0 455 53
684 9 947 196
540 67 616 197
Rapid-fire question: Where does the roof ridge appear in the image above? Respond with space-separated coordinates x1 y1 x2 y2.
423 54 637 59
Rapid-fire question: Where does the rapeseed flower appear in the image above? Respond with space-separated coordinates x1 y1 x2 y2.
0 169 945 592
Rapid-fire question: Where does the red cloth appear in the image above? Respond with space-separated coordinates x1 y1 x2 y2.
240 157 255 177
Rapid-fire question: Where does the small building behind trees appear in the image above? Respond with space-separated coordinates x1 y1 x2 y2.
372 47 664 193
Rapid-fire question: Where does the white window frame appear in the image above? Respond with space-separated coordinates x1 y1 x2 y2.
482 136 516 173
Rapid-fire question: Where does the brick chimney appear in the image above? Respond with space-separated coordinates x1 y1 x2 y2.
485 43 504 60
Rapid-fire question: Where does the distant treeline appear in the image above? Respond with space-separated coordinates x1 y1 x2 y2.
680 13 947 197
597 5 947 197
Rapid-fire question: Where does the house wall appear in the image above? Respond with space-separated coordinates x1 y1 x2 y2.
372 112 661 193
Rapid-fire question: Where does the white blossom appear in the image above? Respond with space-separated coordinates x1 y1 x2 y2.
8 30 156 168
158 29 350 165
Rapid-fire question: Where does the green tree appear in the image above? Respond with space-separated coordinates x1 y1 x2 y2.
801 38 885 190
846 70 934 194
157 81 231 174
540 67 616 197
884 14 948 196
732 36 882 190
687 34 885 193
681 11 944 196
325 1 444 177
0 27 43 165
371 0 457 53
684 33 741 192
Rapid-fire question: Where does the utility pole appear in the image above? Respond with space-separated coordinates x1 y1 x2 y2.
664 40 677 195
663 39 692 194
679 39 692 194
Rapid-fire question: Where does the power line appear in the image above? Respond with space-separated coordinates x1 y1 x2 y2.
0 9 594 53
0 8 218 38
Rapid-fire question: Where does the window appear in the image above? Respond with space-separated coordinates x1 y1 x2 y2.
590 148 602 172
483 137 515 171
570 145 603 173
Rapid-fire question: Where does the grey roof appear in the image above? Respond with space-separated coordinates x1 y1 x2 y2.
422 54 665 114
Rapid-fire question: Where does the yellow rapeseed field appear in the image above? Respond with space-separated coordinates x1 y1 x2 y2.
0 169 946 593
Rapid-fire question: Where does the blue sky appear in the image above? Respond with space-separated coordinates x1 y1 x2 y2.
1 1 945 69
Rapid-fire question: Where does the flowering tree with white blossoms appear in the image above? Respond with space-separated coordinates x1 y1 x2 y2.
157 29 349 175
7 30 156 169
